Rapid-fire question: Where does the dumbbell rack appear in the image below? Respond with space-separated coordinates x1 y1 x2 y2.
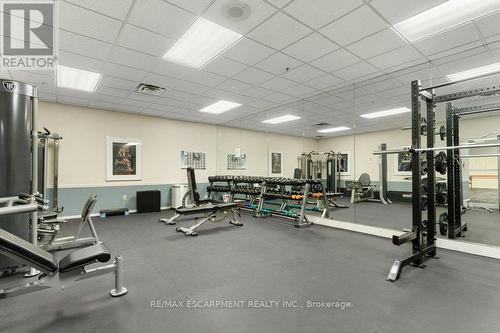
230 176 263 208
207 175 233 202
255 178 330 227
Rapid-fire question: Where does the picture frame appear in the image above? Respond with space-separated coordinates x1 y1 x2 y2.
394 151 412 176
269 151 283 176
338 152 352 176
106 136 142 181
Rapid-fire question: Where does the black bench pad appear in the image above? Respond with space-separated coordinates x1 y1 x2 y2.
0 228 58 273
58 243 111 272
174 203 238 214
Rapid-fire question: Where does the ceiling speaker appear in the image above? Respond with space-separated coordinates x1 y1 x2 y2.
222 1 251 21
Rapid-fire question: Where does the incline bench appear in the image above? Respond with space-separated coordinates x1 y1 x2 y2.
159 168 243 236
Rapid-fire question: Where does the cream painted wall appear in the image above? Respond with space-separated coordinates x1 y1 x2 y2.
215 126 316 177
39 102 317 187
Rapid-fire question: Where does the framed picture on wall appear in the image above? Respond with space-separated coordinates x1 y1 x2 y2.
106 137 142 181
339 152 352 176
270 151 282 176
394 151 412 176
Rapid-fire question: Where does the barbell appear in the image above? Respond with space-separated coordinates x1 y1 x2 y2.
373 142 500 155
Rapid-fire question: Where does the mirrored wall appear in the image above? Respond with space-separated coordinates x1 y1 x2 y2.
211 45 499 248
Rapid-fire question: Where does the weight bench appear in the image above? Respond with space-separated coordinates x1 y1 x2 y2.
346 173 388 204
172 203 242 236
0 228 127 298
159 167 219 225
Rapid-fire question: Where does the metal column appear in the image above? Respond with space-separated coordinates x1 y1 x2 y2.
446 103 456 239
426 96 436 255
411 80 423 264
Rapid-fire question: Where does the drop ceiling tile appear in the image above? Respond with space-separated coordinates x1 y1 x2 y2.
319 5 388 46
260 76 297 91
414 23 481 57
217 79 252 93
223 38 275 65
261 92 295 103
334 62 379 81
304 74 345 90
283 0 362 29
59 51 104 72
119 98 152 108
128 0 196 38
437 51 495 76
59 30 113 60
57 95 89 107
201 88 235 99
248 12 312 50
241 86 275 98
254 52 302 75
65 0 134 20
233 67 274 84
475 11 500 38
116 104 145 113
369 0 447 24
153 60 198 81
170 80 209 94
166 0 213 14
266 0 293 8
347 28 406 59
310 49 360 73
127 92 161 103
203 57 248 77
366 45 423 69
281 84 317 97
60 2 122 43
100 76 137 90
117 24 172 57
108 47 159 71
88 100 116 110
282 64 324 82
185 71 227 88
102 63 148 81
203 0 277 34
282 33 339 62
142 109 167 117
95 85 131 98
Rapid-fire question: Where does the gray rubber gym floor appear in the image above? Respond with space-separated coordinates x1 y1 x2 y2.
1 210 500 333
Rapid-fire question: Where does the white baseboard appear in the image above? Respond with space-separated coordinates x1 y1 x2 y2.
308 215 500 261
61 206 172 219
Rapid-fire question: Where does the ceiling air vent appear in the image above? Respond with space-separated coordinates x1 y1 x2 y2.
315 122 331 126
135 83 166 96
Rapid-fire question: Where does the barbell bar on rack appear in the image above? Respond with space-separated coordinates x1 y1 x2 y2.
373 142 500 155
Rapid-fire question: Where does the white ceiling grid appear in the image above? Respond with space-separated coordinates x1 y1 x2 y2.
1 0 499 137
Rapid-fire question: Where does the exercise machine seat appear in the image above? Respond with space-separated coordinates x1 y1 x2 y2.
174 202 237 214
58 243 111 272
358 173 371 187
0 228 58 273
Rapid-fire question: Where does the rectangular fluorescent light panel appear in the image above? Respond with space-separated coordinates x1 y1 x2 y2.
361 107 411 119
393 0 500 42
163 17 242 69
317 126 350 133
446 62 500 82
262 115 301 124
200 100 242 114
56 65 101 92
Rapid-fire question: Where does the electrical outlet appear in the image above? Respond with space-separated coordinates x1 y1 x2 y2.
122 195 127 201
